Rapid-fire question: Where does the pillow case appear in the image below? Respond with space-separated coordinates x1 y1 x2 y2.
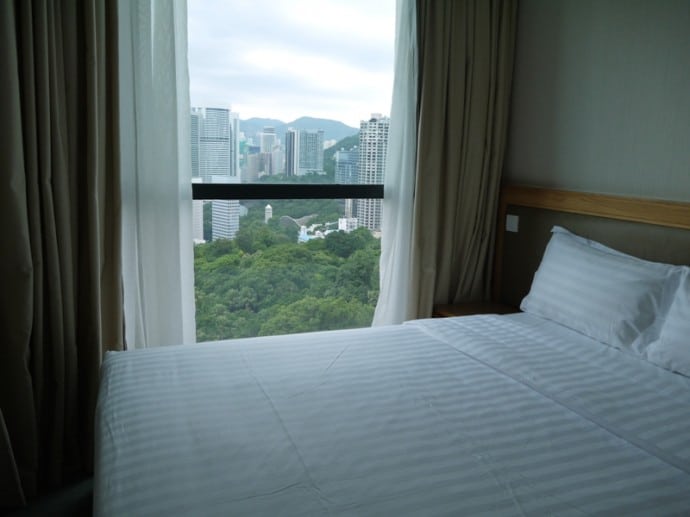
520 227 678 350
550 226 628 257
646 267 690 376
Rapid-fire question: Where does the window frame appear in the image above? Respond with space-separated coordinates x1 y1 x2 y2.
192 183 384 200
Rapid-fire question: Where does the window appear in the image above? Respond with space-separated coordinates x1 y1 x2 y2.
188 0 394 340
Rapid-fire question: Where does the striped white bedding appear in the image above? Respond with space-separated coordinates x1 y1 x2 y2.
94 314 690 516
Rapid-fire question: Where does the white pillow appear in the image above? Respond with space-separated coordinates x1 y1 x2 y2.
520 227 678 350
646 267 690 376
551 226 628 257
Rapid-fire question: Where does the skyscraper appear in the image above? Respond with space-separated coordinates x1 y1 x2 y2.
244 151 261 183
191 112 204 244
284 128 325 176
259 126 276 153
336 146 360 229
194 107 240 182
191 107 241 241
271 146 284 176
192 177 204 243
211 178 240 241
284 128 298 177
335 147 359 184
257 127 278 176
298 129 324 175
191 110 201 178
357 114 389 231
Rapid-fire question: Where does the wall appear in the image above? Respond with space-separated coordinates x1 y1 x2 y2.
504 0 690 202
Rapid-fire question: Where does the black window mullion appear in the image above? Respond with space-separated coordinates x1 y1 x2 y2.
192 183 383 200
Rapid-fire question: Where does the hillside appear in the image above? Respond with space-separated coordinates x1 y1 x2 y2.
241 116 358 143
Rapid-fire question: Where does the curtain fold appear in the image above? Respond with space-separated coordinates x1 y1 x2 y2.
0 0 123 504
373 0 419 325
118 0 196 348
410 0 517 318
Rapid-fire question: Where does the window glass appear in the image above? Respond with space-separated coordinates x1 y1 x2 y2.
188 0 394 339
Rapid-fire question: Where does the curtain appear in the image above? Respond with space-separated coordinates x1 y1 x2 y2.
0 0 123 504
118 0 196 348
377 0 517 323
373 0 419 325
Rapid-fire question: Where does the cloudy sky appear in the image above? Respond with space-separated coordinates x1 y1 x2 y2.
188 0 395 128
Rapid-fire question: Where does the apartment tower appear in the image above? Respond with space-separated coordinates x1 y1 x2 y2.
284 128 325 176
357 114 389 231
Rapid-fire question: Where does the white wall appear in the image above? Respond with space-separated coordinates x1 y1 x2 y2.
504 0 690 202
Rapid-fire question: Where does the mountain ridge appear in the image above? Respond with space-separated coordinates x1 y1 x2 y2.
240 116 359 144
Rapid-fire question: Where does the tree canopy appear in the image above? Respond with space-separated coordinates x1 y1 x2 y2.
194 200 380 341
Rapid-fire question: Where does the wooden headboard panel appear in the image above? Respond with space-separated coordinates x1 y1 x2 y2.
493 185 690 307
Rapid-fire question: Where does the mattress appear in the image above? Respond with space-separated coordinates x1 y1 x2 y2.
93 314 690 516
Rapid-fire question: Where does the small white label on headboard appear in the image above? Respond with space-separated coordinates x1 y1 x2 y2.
506 214 519 233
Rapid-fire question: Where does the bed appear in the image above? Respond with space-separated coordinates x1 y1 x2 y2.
94 186 690 516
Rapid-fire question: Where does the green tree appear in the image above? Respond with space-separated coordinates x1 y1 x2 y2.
258 296 373 336
193 195 380 342
324 227 374 258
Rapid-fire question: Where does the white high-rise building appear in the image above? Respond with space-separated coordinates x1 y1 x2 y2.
344 198 355 219
336 146 360 229
212 200 240 240
212 177 240 240
271 146 284 175
191 113 204 244
259 127 276 153
284 128 325 176
357 114 389 231
193 107 240 182
191 106 241 241
192 177 204 244
191 110 201 178
299 129 324 174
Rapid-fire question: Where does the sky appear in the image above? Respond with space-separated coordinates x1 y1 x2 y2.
187 0 395 128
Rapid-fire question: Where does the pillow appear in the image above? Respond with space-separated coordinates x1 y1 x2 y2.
520 227 678 350
551 226 628 257
646 267 690 376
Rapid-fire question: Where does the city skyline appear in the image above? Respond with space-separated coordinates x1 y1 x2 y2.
191 105 390 243
187 0 395 127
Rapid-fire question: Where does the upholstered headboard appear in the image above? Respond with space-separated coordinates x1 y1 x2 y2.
493 185 690 307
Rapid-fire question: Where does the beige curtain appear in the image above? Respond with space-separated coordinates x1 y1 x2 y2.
411 0 517 317
0 0 123 504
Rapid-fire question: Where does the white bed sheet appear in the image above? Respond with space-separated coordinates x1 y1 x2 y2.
94 314 690 516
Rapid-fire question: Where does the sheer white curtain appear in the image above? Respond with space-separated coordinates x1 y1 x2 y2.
118 0 196 347
373 0 418 325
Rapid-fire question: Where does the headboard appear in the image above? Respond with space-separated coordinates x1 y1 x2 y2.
493 185 690 307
